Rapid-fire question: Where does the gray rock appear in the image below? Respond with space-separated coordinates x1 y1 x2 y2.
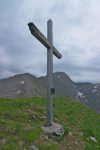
19 140 24 146
0 139 6 144
90 136 97 143
41 134 49 141
73 141 79 145
41 123 64 136
30 145 39 150
68 132 73 136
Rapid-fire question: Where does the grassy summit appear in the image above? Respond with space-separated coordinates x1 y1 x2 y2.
0 97 100 150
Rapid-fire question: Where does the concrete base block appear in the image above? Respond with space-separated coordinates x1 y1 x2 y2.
41 123 64 136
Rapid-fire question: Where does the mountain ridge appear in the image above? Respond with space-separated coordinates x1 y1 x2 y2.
0 72 100 112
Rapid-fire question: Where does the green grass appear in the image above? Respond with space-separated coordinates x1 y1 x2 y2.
0 97 100 150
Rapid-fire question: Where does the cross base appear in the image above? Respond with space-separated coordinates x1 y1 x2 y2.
41 123 64 136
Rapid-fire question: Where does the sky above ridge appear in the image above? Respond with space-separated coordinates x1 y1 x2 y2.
0 0 100 82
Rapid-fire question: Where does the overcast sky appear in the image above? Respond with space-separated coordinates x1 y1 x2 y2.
0 0 100 83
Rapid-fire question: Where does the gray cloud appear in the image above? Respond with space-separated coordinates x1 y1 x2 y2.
0 0 100 83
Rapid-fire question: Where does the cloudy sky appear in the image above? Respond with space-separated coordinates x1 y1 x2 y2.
0 0 100 83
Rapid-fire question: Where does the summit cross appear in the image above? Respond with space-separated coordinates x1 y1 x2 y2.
28 19 62 126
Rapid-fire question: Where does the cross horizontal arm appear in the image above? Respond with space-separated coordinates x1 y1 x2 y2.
28 22 62 59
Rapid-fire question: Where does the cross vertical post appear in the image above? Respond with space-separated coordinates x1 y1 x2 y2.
47 19 53 126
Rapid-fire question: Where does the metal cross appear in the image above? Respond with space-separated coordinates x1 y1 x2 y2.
28 19 62 126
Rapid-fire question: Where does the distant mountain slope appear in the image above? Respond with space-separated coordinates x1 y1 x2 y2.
0 72 100 112
39 72 78 99
76 82 100 113
0 73 45 98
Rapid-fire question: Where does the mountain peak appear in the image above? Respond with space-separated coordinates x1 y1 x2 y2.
53 72 72 81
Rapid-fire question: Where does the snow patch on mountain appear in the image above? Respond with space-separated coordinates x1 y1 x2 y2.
92 89 97 94
77 91 85 100
17 90 21 94
94 85 98 89
21 81 24 84
85 99 88 103
78 91 83 97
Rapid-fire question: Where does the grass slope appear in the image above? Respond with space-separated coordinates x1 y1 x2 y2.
0 97 100 150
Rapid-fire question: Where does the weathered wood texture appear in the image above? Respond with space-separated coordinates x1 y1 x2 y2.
28 22 62 59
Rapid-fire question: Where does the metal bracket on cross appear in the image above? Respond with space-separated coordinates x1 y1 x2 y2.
28 19 62 127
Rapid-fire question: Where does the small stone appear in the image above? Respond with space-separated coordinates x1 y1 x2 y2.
17 90 21 94
79 132 84 136
40 116 46 121
33 115 37 120
32 112 38 120
19 140 24 146
30 145 39 150
69 147 73 149
54 117 59 122
41 134 49 141
44 135 49 140
1 139 6 144
90 136 97 143
68 132 73 136
73 141 79 145
27 109 31 112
